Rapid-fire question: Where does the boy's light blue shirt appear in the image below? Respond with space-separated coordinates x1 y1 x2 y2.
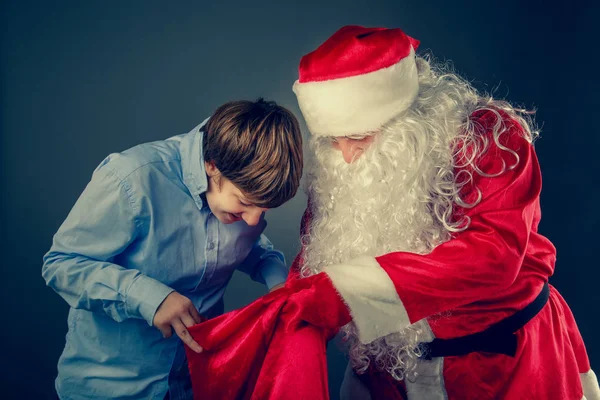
42 121 289 399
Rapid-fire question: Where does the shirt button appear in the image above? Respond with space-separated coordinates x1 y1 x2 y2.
207 242 215 250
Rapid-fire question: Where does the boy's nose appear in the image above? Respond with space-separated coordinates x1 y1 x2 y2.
243 209 263 226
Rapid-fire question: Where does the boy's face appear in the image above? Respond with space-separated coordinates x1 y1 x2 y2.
204 162 269 226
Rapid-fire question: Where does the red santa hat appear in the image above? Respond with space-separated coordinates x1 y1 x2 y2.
293 25 420 137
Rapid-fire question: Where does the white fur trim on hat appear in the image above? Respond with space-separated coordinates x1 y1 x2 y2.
293 48 419 137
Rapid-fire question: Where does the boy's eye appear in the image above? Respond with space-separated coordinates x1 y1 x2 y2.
239 201 251 207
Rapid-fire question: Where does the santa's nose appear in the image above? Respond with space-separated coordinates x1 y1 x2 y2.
334 137 370 164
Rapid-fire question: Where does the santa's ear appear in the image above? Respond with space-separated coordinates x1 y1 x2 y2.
204 161 220 177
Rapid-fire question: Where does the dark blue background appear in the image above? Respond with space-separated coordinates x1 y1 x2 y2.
1 1 597 398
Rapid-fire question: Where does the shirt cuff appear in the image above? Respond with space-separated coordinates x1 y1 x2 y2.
125 273 174 326
259 257 289 290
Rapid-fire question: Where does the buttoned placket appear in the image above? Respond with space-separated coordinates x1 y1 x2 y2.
202 212 219 283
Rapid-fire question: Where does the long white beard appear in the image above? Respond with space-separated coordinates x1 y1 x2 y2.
302 141 435 273
302 120 452 273
301 122 454 380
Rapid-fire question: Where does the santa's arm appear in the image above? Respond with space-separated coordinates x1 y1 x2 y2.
323 120 552 343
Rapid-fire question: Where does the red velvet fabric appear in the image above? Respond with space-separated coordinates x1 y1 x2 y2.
298 25 419 83
185 273 351 399
372 111 589 399
360 367 407 400
377 111 555 327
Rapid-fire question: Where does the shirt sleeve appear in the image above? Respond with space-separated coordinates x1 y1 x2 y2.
323 119 548 343
237 234 288 290
42 163 173 326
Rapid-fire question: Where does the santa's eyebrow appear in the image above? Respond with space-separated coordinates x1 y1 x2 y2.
345 134 371 140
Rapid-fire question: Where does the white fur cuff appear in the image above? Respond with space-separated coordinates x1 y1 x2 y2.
324 255 410 343
581 369 600 400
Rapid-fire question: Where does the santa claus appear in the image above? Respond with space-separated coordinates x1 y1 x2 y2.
184 24 599 400
289 25 600 400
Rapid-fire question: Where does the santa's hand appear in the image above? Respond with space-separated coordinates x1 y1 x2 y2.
285 273 352 330
153 291 205 353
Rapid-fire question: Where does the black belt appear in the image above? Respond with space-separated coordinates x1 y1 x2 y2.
418 282 550 360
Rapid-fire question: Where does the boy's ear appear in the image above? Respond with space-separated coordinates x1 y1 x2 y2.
205 161 219 177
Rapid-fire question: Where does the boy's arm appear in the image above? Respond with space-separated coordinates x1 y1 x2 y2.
42 165 173 326
237 234 288 291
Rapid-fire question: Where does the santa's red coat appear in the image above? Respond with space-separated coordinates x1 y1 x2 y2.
186 110 599 400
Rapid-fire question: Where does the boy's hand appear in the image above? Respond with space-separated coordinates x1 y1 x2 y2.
153 291 205 353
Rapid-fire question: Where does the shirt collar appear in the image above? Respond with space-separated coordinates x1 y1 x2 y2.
180 117 210 210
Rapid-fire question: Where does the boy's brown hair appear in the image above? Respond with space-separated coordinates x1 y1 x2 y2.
202 98 303 208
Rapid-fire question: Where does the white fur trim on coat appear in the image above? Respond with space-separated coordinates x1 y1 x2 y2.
293 48 419 137
323 255 411 344
581 369 600 400
404 320 448 400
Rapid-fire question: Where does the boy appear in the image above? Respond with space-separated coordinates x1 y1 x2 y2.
42 98 303 399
